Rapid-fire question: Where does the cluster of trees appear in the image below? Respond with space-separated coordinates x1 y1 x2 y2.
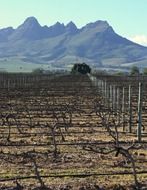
31 64 147 76
71 63 91 74
31 63 92 75
130 66 147 76
70 63 147 76
104 66 147 76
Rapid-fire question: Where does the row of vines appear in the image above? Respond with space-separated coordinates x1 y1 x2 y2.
0 73 146 190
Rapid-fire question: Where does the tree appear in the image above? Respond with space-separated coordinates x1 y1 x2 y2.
130 66 140 76
143 67 147 75
32 68 44 74
71 63 91 74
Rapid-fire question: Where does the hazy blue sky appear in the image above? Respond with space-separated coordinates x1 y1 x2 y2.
0 0 147 45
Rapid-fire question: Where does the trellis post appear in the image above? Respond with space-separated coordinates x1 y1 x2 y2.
104 80 107 105
116 87 120 111
128 85 132 133
122 87 125 131
113 85 116 110
137 82 142 142
110 85 113 109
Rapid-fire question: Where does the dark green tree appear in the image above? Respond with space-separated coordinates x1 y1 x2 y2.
130 66 140 76
71 63 91 74
143 67 147 75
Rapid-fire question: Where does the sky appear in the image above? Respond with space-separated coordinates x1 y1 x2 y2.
0 0 147 45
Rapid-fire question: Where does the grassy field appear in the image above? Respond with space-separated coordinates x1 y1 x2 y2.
0 57 52 73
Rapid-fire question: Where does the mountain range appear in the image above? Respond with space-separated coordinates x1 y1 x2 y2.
0 16 147 71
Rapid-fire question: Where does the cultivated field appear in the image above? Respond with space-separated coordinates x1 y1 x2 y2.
0 73 146 190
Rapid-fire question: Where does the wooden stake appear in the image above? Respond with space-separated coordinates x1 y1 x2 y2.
113 85 116 110
122 87 125 131
128 85 132 133
137 82 142 142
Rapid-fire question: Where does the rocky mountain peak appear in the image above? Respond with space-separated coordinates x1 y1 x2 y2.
9 16 42 40
22 16 40 27
66 21 78 34
0 17 147 69
83 20 110 32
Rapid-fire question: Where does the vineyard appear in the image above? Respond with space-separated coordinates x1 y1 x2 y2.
0 73 147 190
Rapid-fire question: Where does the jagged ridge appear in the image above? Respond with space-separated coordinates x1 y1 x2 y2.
0 16 147 69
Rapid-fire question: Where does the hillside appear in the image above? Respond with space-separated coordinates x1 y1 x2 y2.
0 16 147 71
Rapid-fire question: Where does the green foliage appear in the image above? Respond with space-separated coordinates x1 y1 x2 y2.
130 66 140 76
113 71 126 76
71 63 91 74
32 68 44 74
143 67 147 75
